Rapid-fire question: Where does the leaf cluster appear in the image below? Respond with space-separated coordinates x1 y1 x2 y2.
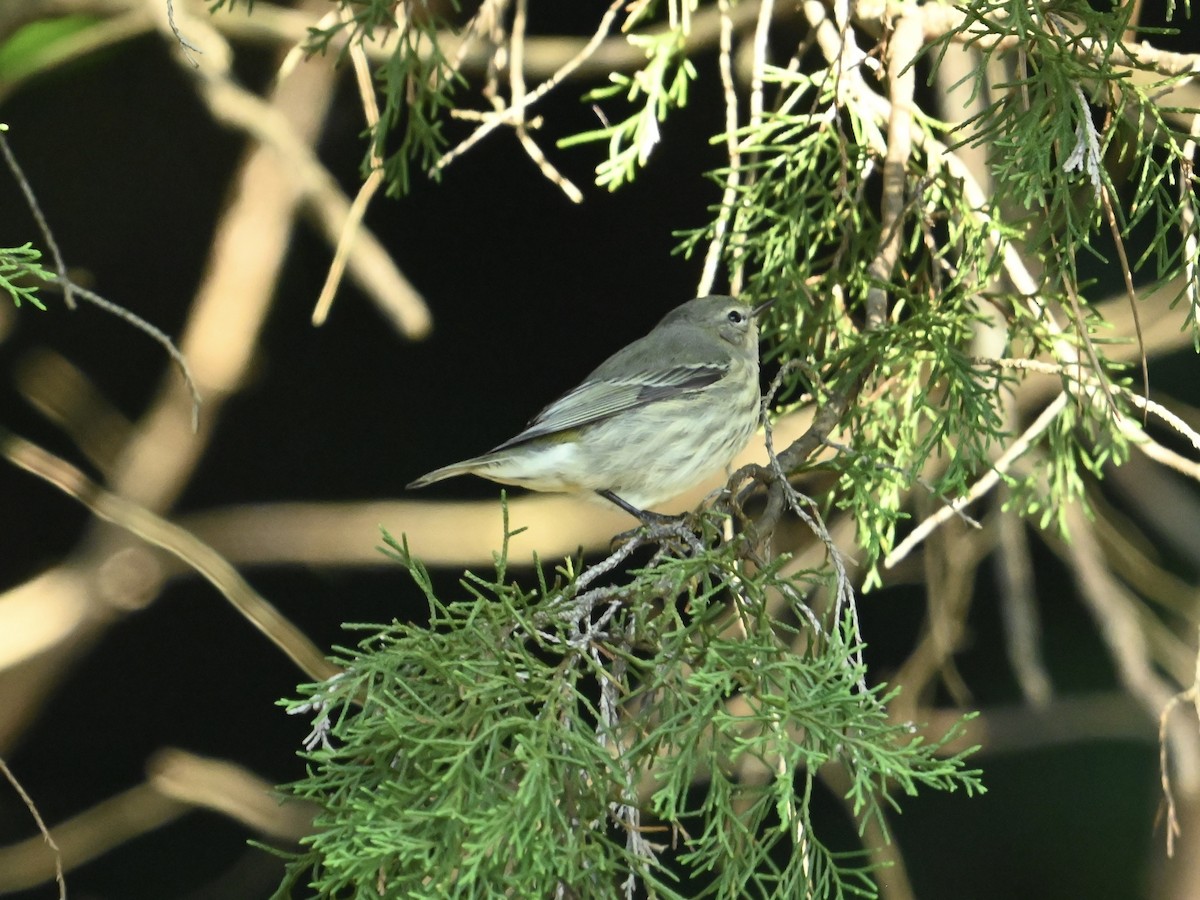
675 2 1196 577
559 27 697 191
928 0 1200 301
0 241 49 309
275 521 981 898
294 0 464 196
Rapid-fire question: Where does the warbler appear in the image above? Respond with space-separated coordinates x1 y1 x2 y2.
407 295 772 517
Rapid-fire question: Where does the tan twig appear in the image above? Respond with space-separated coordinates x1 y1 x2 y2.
865 11 921 331
14 349 133 475
698 1 740 296
976 356 1200 479
434 0 626 172
145 747 316 837
0 783 185 893
1181 114 1200 331
506 0 583 202
165 0 200 63
312 4 386 325
0 748 316 893
994 485 1053 707
0 127 201 426
56 281 202 431
1099 179 1149 411
1 428 340 682
747 0 773 133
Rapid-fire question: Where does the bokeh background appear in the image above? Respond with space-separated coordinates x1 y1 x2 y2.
1 2 1198 898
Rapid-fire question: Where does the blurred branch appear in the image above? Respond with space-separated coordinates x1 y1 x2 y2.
146 747 317 838
1 428 339 681
0 748 315 893
0 0 777 85
0 782 186 893
993 487 1053 707
0 31 340 747
14 349 133 477
1 131 201 421
920 691 1158 757
310 4 391 324
1058 500 1200 793
146 0 431 338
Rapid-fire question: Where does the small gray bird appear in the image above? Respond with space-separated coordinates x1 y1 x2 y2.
407 295 771 517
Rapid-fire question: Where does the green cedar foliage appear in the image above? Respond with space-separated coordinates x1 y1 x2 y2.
277 511 981 898
263 0 1199 896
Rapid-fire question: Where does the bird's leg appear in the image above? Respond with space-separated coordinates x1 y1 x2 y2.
598 490 706 555
596 489 671 524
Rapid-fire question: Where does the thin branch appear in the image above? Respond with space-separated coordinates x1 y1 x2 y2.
979 355 1200 469
1099 179 1149 412
57 280 202 430
1062 501 1200 794
0 129 74 309
0 756 65 900
885 392 1070 569
747 0 774 133
1181 114 1200 333
152 2 431 337
865 11 922 331
434 0 626 172
1158 626 1200 857
0 127 201 426
994 485 1053 707
505 0 584 202
165 0 200 64
914 3 1200 78
0 783 185 893
698 1 740 296
312 4 386 326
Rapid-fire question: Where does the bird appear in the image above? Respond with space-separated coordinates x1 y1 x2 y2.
406 295 771 519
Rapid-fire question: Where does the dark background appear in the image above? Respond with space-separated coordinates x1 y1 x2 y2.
0 6 1194 899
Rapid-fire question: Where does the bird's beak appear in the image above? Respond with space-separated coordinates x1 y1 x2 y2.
751 297 776 318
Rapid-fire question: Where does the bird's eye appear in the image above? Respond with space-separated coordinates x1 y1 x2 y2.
727 309 745 324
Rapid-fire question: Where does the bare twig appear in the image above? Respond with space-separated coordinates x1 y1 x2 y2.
165 0 200 64
0 128 74 308
1099 179 1149 412
150 1 430 337
885 392 1070 568
0 127 201 426
56 280 202 430
1158 627 1200 857
435 0 626 172
865 11 922 331
697 1 740 297
504 0 584 202
1063 501 1200 795
0 748 316 893
0 756 65 900
312 4 386 325
0 783 185 893
994 485 1053 707
1181 114 1200 333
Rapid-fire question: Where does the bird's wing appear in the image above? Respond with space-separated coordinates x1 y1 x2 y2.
491 362 727 451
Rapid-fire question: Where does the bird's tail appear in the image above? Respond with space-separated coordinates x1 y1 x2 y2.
406 458 483 490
